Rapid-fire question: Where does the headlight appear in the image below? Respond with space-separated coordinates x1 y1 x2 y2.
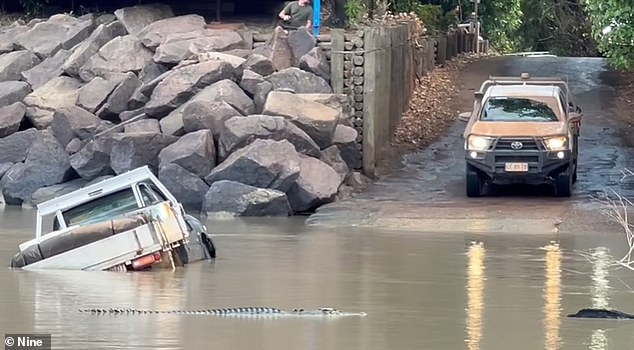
544 136 567 150
467 135 493 151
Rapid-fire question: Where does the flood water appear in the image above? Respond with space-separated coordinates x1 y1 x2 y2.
1 206 633 350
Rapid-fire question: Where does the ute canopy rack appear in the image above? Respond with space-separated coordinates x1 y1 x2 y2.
475 72 570 98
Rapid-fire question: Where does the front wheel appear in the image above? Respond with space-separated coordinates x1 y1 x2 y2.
555 169 572 197
466 165 483 197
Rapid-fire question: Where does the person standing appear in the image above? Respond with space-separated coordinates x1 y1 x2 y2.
278 0 313 31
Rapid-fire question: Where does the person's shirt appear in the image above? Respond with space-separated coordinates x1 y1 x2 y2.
283 1 313 29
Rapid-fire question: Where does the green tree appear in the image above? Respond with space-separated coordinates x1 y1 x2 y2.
582 0 634 70
477 0 523 53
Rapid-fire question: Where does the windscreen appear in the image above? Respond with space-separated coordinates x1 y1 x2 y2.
481 97 559 122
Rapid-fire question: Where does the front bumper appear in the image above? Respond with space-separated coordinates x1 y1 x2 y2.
466 147 572 185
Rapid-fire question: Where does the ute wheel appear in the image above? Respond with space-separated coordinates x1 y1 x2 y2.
466 165 483 197
572 161 578 184
555 169 572 197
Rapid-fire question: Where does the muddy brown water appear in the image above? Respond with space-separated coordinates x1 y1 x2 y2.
2 56 634 349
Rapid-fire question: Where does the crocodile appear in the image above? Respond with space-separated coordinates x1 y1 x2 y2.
78 306 367 318
567 308 634 319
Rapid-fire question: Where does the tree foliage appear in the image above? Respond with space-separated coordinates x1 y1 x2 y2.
582 0 634 70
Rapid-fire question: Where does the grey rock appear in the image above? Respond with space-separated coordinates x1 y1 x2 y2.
77 75 125 113
95 14 117 26
266 67 332 94
23 76 82 129
1 130 72 205
263 91 339 149
286 155 341 213
139 61 170 84
14 14 95 58
295 93 354 127
109 132 178 174
119 108 146 122
0 24 30 54
159 163 209 211
333 124 362 169
222 48 252 58
69 137 114 180
137 14 206 49
287 28 316 66
239 69 264 97
253 80 274 114
0 128 37 163
153 29 246 64
196 52 246 70
0 163 26 205
66 138 82 154
205 139 300 192
114 3 174 36
0 162 12 179
320 145 350 182
0 102 26 138
79 35 154 82
0 50 41 81
299 47 331 82
62 21 127 77
0 81 31 108
255 27 292 71
158 129 215 178
218 115 320 161
124 119 161 133
21 49 72 89
182 100 242 138
96 72 141 120
203 180 291 217
51 106 103 146
145 60 234 118
239 54 275 77
127 89 150 110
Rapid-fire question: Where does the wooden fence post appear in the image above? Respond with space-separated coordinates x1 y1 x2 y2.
362 26 379 177
330 29 345 94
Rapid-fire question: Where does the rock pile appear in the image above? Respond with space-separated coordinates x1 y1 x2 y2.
0 4 364 217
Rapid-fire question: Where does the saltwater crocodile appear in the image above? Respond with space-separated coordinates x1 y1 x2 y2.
79 306 367 318
567 308 634 319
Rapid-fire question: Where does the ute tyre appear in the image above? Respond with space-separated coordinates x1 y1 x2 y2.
555 170 572 197
466 165 483 197
572 161 578 184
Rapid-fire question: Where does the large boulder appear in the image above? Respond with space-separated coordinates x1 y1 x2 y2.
13 14 95 58
136 14 206 49
0 128 37 164
239 54 275 77
21 49 72 89
333 125 362 169
153 29 245 64
77 75 125 113
286 156 341 213
0 81 31 108
320 145 350 182
299 47 331 82
0 102 26 138
30 177 89 205
239 69 264 97
262 91 339 148
203 180 291 217
79 35 154 82
1 130 72 205
113 3 174 36
0 50 41 81
287 28 317 66
158 163 209 211
158 129 215 178
218 115 320 161
62 21 127 77
109 132 178 174
124 119 161 133
69 137 114 180
0 162 12 180
50 106 102 146
253 27 292 71
195 52 245 70
96 72 141 120
23 76 82 129
253 80 273 114
266 67 332 94
181 100 242 138
296 93 354 127
145 60 234 118
160 79 254 135
205 139 300 192
0 23 30 54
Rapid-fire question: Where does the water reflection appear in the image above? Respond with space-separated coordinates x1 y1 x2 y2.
589 247 612 350
465 241 485 350
542 241 561 350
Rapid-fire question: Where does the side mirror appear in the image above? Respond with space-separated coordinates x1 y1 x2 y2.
458 112 471 122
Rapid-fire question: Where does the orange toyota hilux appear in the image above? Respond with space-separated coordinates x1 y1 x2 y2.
461 73 583 197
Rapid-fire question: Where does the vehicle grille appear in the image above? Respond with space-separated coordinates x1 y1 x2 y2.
495 155 539 163
494 138 540 151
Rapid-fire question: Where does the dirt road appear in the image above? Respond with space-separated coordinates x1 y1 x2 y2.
308 55 634 234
